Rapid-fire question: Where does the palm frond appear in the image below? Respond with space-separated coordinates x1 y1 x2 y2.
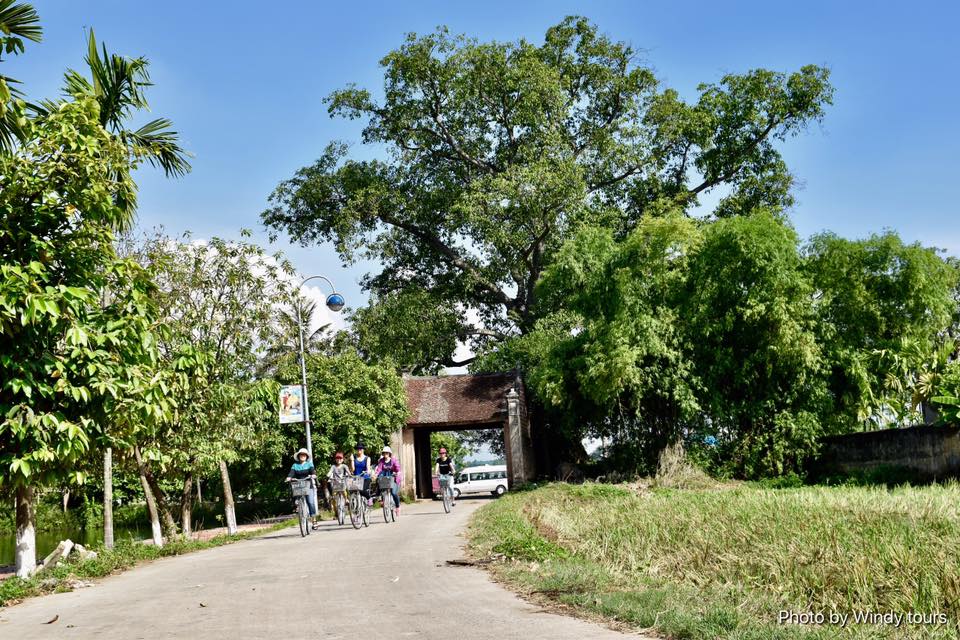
0 1 42 48
126 118 192 177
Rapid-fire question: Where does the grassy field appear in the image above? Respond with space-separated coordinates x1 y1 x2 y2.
468 481 960 640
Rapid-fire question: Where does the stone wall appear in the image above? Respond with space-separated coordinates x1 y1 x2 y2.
815 425 960 481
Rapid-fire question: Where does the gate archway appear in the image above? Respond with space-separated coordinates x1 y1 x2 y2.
390 372 535 499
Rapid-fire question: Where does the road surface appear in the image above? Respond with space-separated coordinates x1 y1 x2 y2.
0 497 641 639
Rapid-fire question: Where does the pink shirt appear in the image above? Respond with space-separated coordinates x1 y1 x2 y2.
375 457 401 484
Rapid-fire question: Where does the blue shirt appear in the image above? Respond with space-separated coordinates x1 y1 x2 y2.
287 460 315 480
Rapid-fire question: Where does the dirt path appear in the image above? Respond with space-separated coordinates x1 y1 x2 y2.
0 498 646 639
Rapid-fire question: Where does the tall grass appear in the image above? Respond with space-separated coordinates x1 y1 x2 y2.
470 482 960 639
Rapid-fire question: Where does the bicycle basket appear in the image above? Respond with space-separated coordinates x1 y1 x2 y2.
439 476 453 489
345 476 365 492
377 476 395 490
289 479 312 497
330 477 347 492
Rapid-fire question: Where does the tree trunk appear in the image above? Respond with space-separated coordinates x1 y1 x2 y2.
134 448 164 547
62 488 70 513
134 447 178 539
219 460 238 535
180 472 194 539
196 478 202 503
15 484 37 578
103 447 114 550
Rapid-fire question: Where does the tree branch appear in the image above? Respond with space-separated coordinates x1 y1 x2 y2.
379 212 513 309
687 117 782 196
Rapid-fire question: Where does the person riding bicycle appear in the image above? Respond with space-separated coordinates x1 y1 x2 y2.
327 451 351 484
374 445 402 518
326 452 350 518
350 442 374 505
434 447 457 506
285 447 318 528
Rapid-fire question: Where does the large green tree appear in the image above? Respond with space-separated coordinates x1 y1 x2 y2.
0 99 158 575
803 232 959 428
526 213 703 471
682 213 828 477
263 16 833 371
136 232 293 535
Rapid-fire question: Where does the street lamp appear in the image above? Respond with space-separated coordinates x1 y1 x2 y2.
294 275 345 462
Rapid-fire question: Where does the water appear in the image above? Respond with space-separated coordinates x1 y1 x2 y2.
0 525 146 566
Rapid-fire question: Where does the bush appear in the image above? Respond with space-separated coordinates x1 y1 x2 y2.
652 442 719 490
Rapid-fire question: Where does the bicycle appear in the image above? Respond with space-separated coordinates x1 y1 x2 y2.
329 476 348 526
288 478 314 537
377 474 397 523
346 475 369 529
438 474 454 513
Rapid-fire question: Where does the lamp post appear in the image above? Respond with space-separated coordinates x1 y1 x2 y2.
294 275 345 461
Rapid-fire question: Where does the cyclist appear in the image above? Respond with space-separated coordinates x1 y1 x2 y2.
285 447 318 528
434 447 457 507
327 452 351 520
327 451 351 483
350 442 374 506
374 445 402 518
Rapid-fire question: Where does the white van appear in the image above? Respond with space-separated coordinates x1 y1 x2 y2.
454 465 509 497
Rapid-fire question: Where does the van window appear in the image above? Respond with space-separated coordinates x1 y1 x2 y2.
497 471 506 479
458 473 468 484
469 473 480 482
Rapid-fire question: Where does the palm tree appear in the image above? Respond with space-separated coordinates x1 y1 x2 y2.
59 29 191 180
259 298 334 377
0 1 41 151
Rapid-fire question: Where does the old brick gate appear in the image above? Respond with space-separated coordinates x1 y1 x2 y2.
389 372 535 499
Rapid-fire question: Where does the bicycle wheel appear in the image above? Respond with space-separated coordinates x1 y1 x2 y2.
362 499 369 527
442 487 451 513
349 493 361 529
337 493 346 525
382 490 392 523
297 497 308 537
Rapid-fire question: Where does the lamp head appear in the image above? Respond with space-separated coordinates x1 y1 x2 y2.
325 292 345 312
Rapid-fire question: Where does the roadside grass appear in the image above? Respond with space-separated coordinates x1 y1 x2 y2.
469 482 960 640
0 518 298 607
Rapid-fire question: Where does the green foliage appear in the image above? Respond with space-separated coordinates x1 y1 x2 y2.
931 360 960 424
0 1 41 150
351 289 465 373
59 29 190 178
804 231 960 428
276 351 408 464
133 232 295 480
684 212 828 477
0 99 159 490
263 16 833 372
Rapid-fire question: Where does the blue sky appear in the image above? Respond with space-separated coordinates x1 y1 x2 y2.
10 0 960 322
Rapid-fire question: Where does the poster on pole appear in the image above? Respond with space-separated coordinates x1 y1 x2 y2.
279 385 306 424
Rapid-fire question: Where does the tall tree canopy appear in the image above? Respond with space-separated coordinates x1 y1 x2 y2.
263 16 833 370
0 99 160 574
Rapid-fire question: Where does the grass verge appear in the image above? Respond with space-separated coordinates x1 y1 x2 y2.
0 518 297 608
468 482 960 640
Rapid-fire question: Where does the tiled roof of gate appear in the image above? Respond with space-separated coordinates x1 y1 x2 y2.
404 372 518 426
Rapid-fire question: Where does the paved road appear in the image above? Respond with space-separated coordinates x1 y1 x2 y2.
0 497 640 639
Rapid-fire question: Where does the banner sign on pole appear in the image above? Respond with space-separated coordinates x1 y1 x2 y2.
279 385 306 424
